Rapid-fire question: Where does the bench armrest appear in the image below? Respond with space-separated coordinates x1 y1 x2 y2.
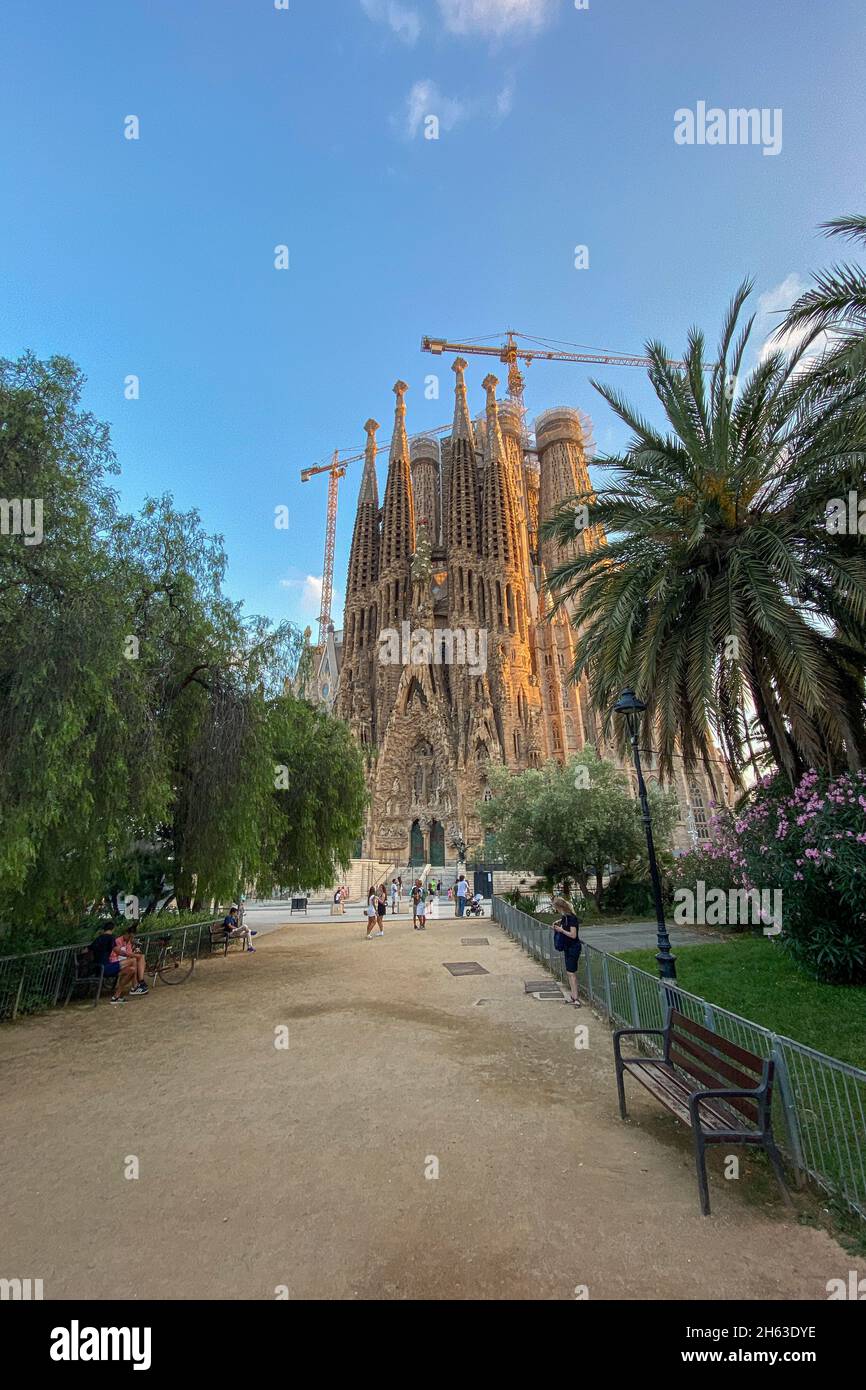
613 1027 665 1062
688 1084 768 1130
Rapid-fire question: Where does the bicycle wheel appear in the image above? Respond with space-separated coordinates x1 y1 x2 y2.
156 950 196 985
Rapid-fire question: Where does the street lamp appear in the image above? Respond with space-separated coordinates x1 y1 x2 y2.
613 688 677 982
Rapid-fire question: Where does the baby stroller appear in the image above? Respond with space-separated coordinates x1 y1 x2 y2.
466 894 485 917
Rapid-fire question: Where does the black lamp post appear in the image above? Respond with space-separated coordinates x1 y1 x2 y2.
613 688 677 982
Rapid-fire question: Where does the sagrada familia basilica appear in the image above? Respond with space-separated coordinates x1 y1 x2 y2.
306 359 728 872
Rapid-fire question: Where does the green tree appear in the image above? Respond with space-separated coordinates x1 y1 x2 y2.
479 748 678 910
0 351 366 938
261 695 368 893
543 281 866 787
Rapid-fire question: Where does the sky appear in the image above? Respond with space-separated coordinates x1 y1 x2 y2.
2 0 864 634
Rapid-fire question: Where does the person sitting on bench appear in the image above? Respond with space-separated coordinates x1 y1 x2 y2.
89 923 137 1003
115 926 149 994
222 905 256 952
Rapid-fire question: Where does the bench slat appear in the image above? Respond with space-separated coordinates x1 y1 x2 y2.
668 1048 759 1123
670 1010 763 1074
669 1026 760 1092
623 1059 757 1132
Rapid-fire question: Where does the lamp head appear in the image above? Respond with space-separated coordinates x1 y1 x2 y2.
613 688 646 738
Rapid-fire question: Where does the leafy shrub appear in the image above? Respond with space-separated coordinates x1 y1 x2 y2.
707 771 866 983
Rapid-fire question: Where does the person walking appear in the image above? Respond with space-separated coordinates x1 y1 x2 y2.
376 883 387 935
396 875 403 910
390 878 399 915
455 874 469 917
549 895 582 1005
365 886 379 939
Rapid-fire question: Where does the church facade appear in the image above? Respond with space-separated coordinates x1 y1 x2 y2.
316 359 727 869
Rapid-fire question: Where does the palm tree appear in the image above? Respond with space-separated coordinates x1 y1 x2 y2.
543 280 866 788
780 215 866 501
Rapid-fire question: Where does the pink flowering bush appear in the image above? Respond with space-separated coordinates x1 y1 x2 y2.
702 770 866 984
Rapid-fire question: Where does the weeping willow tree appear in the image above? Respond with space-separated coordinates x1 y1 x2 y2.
0 352 366 937
542 276 866 787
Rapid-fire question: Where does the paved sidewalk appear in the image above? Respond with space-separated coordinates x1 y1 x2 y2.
580 921 720 953
0 909 846 1300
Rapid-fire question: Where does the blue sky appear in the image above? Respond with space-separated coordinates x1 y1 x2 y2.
2 0 864 632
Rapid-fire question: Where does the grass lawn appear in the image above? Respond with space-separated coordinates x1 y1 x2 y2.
535 910 654 927
616 935 866 1070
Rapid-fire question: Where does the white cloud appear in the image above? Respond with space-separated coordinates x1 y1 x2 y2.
280 574 330 615
400 77 516 137
495 79 515 119
361 0 422 45
756 274 828 363
403 79 471 138
437 0 554 37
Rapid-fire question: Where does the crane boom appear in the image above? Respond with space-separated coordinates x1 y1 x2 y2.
421 332 690 371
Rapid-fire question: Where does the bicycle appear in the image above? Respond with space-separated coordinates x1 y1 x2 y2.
144 934 196 986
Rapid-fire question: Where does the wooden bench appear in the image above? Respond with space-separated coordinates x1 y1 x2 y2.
208 923 245 957
613 1009 790 1216
63 950 108 1007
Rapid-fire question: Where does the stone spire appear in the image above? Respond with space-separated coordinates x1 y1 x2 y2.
377 380 415 638
445 358 481 559
345 419 381 601
481 374 522 573
451 356 475 445
358 417 379 506
535 407 596 572
337 417 383 745
379 381 415 579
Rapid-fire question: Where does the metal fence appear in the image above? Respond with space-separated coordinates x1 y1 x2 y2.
493 895 866 1220
0 920 219 1022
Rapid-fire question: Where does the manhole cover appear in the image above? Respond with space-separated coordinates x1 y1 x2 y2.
524 980 552 993
534 990 569 1002
461 937 489 946
443 962 489 976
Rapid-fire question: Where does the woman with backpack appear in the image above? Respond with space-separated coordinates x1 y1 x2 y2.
550 894 582 1005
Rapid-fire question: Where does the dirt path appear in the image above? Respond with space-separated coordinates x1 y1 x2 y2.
0 912 850 1300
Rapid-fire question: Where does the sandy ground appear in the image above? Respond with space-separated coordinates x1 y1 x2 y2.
0 910 850 1301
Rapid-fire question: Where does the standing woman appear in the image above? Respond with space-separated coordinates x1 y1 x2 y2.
550 894 582 1005
365 886 379 939
376 883 387 936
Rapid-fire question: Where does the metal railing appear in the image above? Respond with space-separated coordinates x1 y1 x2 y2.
493 895 866 1220
0 920 221 1022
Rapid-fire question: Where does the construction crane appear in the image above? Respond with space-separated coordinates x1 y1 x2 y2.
299 450 345 649
421 328 692 422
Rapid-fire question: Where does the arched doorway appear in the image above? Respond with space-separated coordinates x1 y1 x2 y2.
409 820 425 866
429 820 445 866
